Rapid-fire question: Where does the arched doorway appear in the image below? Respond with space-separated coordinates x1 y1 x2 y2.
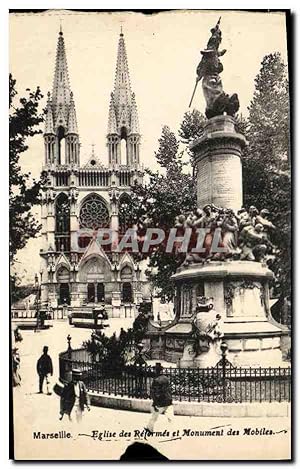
122 282 133 303
57 267 70 305
87 282 105 303
121 266 133 303
80 257 111 304
59 284 70 305
97 283 105 302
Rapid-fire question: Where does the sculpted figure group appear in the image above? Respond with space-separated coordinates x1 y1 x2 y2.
175 203 275 264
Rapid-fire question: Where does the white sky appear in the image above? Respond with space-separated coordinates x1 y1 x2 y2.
9 9 288 283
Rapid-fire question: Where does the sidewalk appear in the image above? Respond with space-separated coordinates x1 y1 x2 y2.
12 321 291 461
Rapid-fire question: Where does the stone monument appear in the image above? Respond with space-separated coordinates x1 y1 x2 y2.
146 19 286 368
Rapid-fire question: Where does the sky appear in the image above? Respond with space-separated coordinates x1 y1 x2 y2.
9 9 288 283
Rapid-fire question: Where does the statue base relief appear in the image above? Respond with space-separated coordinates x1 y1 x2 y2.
169 261 288 368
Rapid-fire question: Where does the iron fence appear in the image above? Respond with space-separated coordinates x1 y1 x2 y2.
59 349 291 403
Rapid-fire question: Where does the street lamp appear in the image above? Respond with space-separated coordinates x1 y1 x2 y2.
34 273 41 332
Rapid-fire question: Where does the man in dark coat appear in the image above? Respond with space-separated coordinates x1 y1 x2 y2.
36 346 53 394
59 369 90 422
145 363 173 433
12 347 21 387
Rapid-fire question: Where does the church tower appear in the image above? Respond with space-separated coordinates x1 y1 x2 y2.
107 30 141 167
44 28 80 167
40 28 148 319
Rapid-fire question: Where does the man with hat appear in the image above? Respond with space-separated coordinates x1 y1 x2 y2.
145 363 173 433
36 346 53 394
12 347 21 387
59 369 90 422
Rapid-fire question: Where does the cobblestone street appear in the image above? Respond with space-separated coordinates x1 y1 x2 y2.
12 320 291 460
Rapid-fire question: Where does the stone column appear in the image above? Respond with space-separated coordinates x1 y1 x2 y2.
190 115 247 212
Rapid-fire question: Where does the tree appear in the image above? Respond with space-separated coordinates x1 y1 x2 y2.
179 108 206 144
242 53 290 298
132 54 290 303
9 74 44 298
131 125 197 301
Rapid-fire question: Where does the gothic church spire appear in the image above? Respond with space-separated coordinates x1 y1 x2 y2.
107 30 141 166
52 29 72 114
44 29 80 166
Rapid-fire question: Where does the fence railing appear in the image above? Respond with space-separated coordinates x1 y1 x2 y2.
59 348 291 404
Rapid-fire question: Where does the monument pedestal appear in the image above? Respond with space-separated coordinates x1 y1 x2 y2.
194 341 222 367
190 115 246 212
171 261 286 367
146 114 287 368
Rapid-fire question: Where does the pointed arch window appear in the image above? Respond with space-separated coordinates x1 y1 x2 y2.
57 126 66 165
55 193 70 252
118 194 134 235
121 266 133 303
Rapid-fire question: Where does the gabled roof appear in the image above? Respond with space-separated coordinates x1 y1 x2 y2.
56 252 71 270
118 251 136 270
83 146 104 168
79 237 112 267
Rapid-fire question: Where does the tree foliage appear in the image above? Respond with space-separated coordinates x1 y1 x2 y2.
179 108 206 144
9 74 44 296
130 52 290 303
131 125 197 301
83 312 151 372
242 52 290 297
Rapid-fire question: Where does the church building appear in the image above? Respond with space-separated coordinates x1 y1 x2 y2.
40 28 149 318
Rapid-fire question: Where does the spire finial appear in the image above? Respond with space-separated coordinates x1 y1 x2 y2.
120 24 123 36
59 20 63 35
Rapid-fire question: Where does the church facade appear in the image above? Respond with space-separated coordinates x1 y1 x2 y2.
40 29 150 318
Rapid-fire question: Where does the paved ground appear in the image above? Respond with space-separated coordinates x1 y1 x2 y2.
12 321 291 461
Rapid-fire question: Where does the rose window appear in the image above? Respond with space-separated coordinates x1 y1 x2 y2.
79 196 109 229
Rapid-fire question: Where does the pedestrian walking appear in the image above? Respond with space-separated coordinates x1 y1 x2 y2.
14 326 23 343
68 311 73 325
12 347 21 387
145 363 174 433
59 369 90 423
36 346 53 394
